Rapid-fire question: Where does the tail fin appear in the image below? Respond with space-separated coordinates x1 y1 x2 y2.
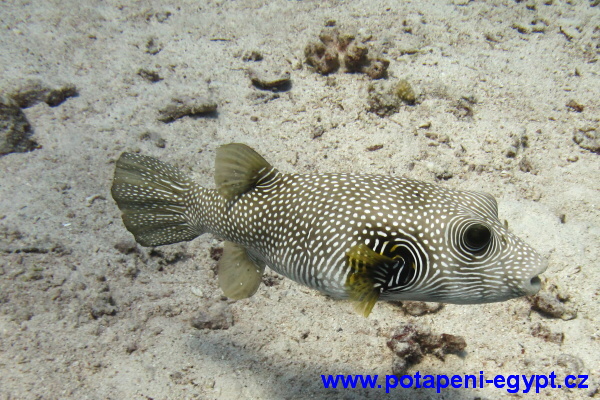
111 152 203 247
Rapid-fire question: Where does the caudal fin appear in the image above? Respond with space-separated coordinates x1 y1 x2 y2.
111 152 203 247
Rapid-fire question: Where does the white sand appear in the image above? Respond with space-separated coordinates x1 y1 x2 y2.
1 1 599 399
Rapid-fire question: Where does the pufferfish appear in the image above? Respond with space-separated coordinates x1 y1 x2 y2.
111 143 546 316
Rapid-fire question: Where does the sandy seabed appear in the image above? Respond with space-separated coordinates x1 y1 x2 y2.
1 1 599 399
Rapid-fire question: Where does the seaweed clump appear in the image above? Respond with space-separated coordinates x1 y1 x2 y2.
304 27 389 79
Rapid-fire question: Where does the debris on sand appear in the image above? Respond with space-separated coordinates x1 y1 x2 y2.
367 79 418 117
158 96 217 122
137 68 163 83
528 286 577 320
395 301 444 316
387 323 466 376
7 78 77 108
190 302 233 330
530 322 564 344
573 126 599 154
0 96 40 156
247 67 291 91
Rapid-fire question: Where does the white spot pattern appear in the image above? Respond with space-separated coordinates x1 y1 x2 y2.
112 153 547 305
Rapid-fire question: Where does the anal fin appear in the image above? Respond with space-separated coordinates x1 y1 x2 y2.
218 242 265 300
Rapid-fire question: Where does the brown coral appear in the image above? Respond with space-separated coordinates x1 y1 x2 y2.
304 27 389 79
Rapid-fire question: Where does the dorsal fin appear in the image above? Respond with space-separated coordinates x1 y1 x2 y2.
214 143 280 201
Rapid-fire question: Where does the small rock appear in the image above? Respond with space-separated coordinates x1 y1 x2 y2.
391 356 410 377
262 274 282 287
566 99 584 112
0 96 39 156
137 69 163 83
426 162 454 181
366 144 383 152
158 96 217 122
209 246 223 261
191 287 204 297
341 41 368 73
424 132 450 145
452 98 474 119
146 37 162 55
241 50 263 62
246 91 280 105
248 67 291 91
190 303 233 330
149 246 188 265
11 307 34 323
90 293 117 319
512 23 530 34
505 146 518 158
304 42 339 75
529 291 577 320
125 342 138 354
310 125 326 139
155 11 171 23
169 371 185 384
362 58 390 79
559 26 580 42
114 239 138 255
518 157 534 173
367 81 402 117
573 126 599 153
395 79 417 105
399 301 444 316
139 131 166 148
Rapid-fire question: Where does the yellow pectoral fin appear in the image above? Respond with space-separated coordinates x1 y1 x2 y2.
346 274 380 317
347 243 394 271
218 242 265 300
345 244 397 317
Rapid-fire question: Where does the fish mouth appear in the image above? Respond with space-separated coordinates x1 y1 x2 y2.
524 275 542 295
521 259 547 296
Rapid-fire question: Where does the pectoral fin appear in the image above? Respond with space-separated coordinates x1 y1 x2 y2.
218 242 265 300
345 243 397 317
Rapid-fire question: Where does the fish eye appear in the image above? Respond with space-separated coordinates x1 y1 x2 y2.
463 223 491 252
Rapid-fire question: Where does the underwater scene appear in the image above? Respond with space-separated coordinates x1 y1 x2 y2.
1 1 599 399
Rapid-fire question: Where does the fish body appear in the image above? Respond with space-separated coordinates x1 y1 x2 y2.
111 143 546 316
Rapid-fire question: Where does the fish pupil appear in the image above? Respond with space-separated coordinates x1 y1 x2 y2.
463 223 492 252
